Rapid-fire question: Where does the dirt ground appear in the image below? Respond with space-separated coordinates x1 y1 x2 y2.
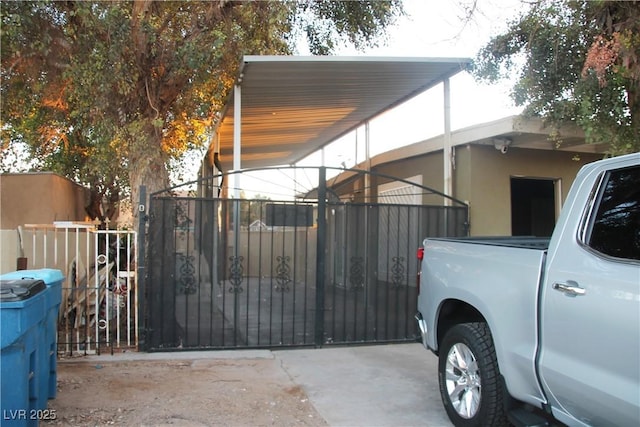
44 357 327 427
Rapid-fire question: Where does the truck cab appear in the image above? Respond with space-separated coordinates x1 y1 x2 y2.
537 154 640 426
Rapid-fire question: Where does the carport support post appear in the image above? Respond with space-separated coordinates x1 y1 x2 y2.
443 78 452 234
314 167 327 347
443 77 453 206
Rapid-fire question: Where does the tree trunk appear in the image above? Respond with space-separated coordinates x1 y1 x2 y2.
129 120 171 233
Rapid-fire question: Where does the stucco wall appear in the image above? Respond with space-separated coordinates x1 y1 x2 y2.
456 145 603 236
0 173 89 229
237 228 317 279
0 230 20 274
373 151 444 205
365 145 603 237
0 173 89 274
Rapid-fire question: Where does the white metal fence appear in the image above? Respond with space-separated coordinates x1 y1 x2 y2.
20 222 138 355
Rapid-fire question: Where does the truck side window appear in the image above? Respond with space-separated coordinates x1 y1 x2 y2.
587 165 640 261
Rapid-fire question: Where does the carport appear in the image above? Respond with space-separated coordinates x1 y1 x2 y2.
203 55 471 199
144 56 472 351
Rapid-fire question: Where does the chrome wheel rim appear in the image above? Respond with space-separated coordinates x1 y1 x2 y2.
445 343 481 419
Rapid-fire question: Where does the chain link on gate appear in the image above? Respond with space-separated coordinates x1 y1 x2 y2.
21 223 138 355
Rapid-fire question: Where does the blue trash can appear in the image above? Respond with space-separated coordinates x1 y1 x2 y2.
0 278 47 427
0 269 64 402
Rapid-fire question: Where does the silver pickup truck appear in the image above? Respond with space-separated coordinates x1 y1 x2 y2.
415 153 639 427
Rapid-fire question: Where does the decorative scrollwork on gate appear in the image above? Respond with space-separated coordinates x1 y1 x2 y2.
275 256 291 292
174 200 193 238
349 256 364 291
177 253 197 294
228 255 244 293
391 256 405 288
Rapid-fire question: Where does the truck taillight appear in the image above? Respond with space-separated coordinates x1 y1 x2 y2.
416 247 424 294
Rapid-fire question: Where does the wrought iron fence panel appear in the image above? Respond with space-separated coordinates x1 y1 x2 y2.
147 197 319 349
144 167 468 351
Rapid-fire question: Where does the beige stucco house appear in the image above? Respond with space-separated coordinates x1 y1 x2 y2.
328 115 606 237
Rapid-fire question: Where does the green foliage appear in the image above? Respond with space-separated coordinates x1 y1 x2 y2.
1 0 403 213
298 0 404 55
473 0 640 155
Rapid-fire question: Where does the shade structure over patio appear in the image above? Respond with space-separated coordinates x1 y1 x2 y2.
205 55 471 199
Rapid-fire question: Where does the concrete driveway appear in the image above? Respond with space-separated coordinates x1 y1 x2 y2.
274 343 452 427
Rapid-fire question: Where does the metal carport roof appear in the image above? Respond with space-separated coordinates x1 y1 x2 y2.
210 55 471 171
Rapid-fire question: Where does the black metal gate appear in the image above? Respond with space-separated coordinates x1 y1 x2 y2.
142 167 468 350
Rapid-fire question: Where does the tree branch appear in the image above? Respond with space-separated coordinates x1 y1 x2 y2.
145 77 160 120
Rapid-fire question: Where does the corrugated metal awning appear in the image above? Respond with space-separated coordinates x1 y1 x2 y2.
211 56 471 170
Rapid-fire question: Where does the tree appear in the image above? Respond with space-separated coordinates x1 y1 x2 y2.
1 0 404 224
472 0 639 155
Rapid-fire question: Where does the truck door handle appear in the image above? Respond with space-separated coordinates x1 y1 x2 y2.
553 281 586 297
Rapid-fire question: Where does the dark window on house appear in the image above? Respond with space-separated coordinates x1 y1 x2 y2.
587 166 640 261
511 178 556 237
265 203 314 227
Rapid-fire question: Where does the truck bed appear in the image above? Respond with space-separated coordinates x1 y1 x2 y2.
419 236 549 406
429 236 550 250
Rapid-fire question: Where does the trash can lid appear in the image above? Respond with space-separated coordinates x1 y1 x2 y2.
0 279 46 302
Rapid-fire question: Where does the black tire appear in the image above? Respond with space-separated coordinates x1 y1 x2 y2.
438 322 509 427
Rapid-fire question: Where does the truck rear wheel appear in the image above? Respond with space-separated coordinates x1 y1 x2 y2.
438 322 508 427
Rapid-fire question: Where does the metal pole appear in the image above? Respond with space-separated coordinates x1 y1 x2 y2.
314 167 327 347
443 79 452 234
233 83 242 198
137 185 147 350
232 83 242 345
443 77 453 201
365 122 371 203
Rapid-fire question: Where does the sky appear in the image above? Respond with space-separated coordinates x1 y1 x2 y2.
296 0 526 169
